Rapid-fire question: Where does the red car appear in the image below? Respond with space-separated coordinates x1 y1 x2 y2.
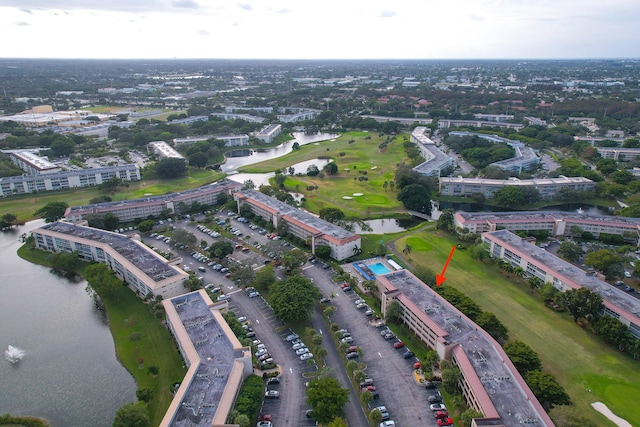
434 410 449 419
393 341 405 349
414 361 421 369
361 385 376 392
437 417 453 426
258 414 272 422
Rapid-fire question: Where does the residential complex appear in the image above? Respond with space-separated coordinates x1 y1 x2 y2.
173 134 250 147
449 131 540 173
482 230 640 339
33 221 189 298
596 147 640 161
161 289 252 427
438 119 524 131
0 164 141 197
375 268 553 427
234 189 361 260
472 113 514 122
454 211 640 242
210 113 265 123
276 108 321 123
410 126 455 177
6 150 61 174
65 179 241 223
255 123 282 144
148 141 185 161
439 176 595 199
360 115 433 125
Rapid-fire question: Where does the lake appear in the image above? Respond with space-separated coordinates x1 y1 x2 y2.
0 220 136 427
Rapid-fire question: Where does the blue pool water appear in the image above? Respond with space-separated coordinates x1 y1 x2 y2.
369 262 391 276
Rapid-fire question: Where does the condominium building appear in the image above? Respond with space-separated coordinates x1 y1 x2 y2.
454 211 640 242
360 115 433 126
65 179 241 223
596 147 640 161
472 113 515 122
6 150 61 174
161 290 252 427
439 176 595 199
234 189 361 260
482 229 640 339
375 269 553 427
0 164 141 197
210 113 265 123
33 221 189 299
276 108 321 123
255 123 282 144
148 141 185 161
173 134 250 147
410 127 455 177
225 106 273 113
438 119 524 131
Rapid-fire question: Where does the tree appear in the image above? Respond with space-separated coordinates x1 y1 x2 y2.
306 376 350 425
136 387 153 403
183 275 203 292
188 152 208 168
253 265 275 291
469 244 487 262
242 179 255 190
557 241 583 262
282 248 308 272
155 158 187 179
230 265 255 287
525 371 571 410
112 402 150 427
436 209 455 233
585 249 623 279
147 365 159 376
0 213 17 229
323 161 338 175
476 312 509 342
273 174 286 188
85 263 122 300
386 300 403 323
319 207 345 223
493 186 540 206
208 241 234 259
315 245 332 259
137 219 155 233
100 177 123 193
596 158 618 175
563 287 604 323
34 201 68 223
49 251 80 274
172 228 197 248
503 340 541 375
441 363 462 394
397 183 432 214
306 164 320 176
50 138 75 157
271 276 320 323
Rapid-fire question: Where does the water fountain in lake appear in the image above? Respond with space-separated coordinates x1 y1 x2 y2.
5 345 25 363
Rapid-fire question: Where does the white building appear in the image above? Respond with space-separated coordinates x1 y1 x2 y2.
6 150 61 174
0 164 140 197
255 124 282 144
439 176 595 199
173 135 249 147
410 127 455 177
33 221 189 299
438 119 524 131
148 141 185 161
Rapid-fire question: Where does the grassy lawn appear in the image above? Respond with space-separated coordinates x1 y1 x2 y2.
242 132 409 218
0 169 224 223
17 245 186 426
392 229 640 426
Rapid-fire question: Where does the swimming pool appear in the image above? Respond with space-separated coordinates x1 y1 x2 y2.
368 262 391 276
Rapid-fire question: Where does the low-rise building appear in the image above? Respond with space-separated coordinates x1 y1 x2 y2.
482 229 640 338
255 123 282 144
6 150 61 174
360 115 433 126
439 176 595 199
375 268 553 427
277 108 321 123
65 179 241 223
33 221 189 299
0 164 140 197
173 135 249 147
438 119 524 131
454 210 640 242
148 141 185 161
210 113 265 123
234 189 361 260
410 127 455 177
472 113 514 122
161 290 252 427
596 147 640 161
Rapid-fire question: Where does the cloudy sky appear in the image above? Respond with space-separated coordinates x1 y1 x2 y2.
1 0 639 59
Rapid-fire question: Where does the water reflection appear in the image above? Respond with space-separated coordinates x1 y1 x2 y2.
353 219 407 234
228 158 331 188
220 132 337 172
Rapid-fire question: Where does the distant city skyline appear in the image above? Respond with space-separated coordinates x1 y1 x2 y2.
1 0 640 60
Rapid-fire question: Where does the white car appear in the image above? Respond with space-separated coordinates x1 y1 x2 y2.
340 337 354 344
379 421 395 427
300 352 314 361
355 299 365 305
295 347 309 356
292 342 306 350
430 403 447 411
264 390 280 399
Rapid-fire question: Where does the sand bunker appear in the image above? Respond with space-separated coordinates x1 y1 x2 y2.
342 196 353 200
591 402 631 427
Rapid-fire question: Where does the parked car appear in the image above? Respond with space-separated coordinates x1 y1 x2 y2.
437 418 453 426
434 410 449 419
428 395 443 404
340 336 354 344
264 390 280 399
378 419 394 426
285 333 299 342
346 352 359 359
295 347 309 356
300 352 314 361
319 297 331 303
430 403 447 411
403 350 414 359
394 341 405 349
292 342 306 350
266 377 280 385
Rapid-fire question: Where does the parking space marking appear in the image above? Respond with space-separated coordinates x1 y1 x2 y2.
302 265 314 270
378 352 382 358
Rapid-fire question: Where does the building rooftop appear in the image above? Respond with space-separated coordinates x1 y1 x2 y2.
256 123 281 136
149 141 185 160
411 127 454 176
238 189 358 242
167 291 242 426
485 230 640 319
381 269 548 425
457 210 640 227
40 222 180 282
7 150 58 171
0 164 139 184
440 175 593 186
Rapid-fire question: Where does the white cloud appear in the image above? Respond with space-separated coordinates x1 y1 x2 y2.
379 9 395 18
237 3 252 11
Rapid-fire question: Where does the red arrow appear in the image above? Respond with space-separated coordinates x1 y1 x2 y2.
436 246 456 287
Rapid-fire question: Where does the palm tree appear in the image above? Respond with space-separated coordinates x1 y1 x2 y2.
403 243 412 255
353 246 363 256
383 181 388 191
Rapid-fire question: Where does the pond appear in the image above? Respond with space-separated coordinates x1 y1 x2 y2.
228 158 331 188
